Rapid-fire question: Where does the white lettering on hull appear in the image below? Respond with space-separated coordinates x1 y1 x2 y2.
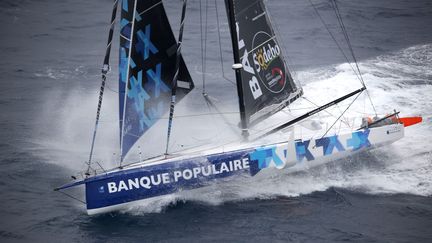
106 158 250 194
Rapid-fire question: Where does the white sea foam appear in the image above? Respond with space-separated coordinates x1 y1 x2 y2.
37 43 432 213
123 44 432 213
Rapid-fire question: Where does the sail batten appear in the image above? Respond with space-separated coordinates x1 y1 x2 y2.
138 2 163 15
241 36 277 58
119 0 194 161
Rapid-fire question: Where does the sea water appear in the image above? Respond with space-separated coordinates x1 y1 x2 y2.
0 0 431 242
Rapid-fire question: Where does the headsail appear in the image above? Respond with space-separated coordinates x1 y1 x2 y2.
119 0 194 160
225 0 303 127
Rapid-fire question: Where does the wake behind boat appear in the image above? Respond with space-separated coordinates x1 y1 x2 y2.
55 0 422 215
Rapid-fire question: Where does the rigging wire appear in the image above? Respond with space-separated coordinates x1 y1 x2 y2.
306 0 366 130
330 0 378 117
302 96 351 127
86 0 119 175
199 0 204 92
308 0 378 118
200 0 249 136
55 190 86 205
214 0 236 85
200 0 210 94
203 94 242 135
315 89 363 143
164 0 189 155
105 82 119 93
307 0 362 82
330 0 362 83
85 104 351 124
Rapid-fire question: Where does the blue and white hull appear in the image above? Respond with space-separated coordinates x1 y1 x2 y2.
59 124 404 215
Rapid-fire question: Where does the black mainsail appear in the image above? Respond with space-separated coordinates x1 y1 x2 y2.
225 0 303 130
119 0 194 161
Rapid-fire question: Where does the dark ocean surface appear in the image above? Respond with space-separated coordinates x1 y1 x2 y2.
1 0 432 242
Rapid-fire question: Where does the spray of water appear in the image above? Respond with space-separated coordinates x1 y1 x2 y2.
35 44 432 213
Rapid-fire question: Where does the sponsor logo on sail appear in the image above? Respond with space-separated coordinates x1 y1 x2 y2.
252 32 286 93
254 43 281 71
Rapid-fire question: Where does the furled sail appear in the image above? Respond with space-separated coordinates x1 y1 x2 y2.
225 0 303 127
119 0 194 160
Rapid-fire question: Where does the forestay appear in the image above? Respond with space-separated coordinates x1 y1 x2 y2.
119 0 194 160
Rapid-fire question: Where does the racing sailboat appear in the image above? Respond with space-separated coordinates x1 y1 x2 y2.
56 0 422 215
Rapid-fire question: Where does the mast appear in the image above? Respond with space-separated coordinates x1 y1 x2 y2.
165 0 188 155
86 0 119 175
224 0 249 138
224 0 303 133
